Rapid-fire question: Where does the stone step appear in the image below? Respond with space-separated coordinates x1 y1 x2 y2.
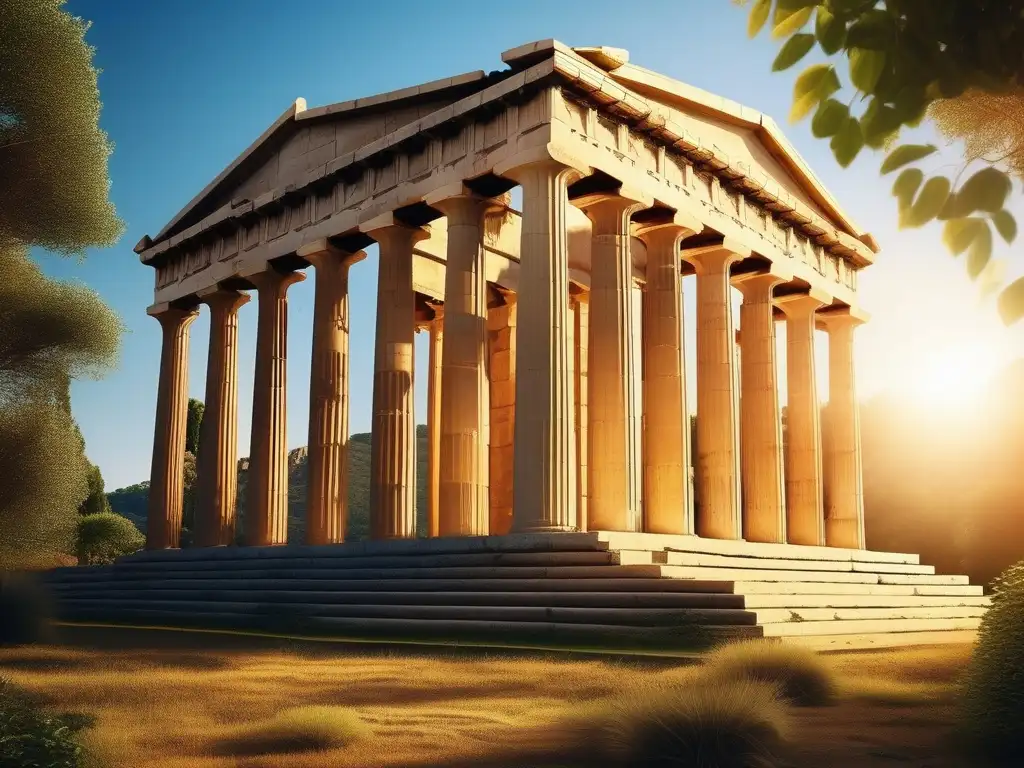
56 599 758 627
57 550 628 575
731 581 983 596
55 606 760 644
659 566 879 583
663 552 935 575
49 589 746 609
782 630 979 651
44 576 740 594
878 574 970 585
760 616 982 638
741 593 990 609
597 532 921 565
751 605 987 624
43 563 665 584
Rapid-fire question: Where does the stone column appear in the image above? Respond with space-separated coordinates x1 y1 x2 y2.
361 215 427 539
299 240 365 546
636 214 701 535
194 290 249 548
245 267 305 546
683 241 749 540
732 271 789 544
487 295 516 535
425 187 496 537
571 288 590 531
574 188 651 532
425 303 444 537
820 308 866 549
495 157 581 532
146 306 199 550
776 291 828 546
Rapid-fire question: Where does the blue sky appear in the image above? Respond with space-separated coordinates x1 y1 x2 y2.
48 0 1024 490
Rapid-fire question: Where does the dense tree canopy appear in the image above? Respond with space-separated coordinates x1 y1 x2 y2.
740 0 1024 323
0 1 123 567
186 398 204 457
0 0 122 254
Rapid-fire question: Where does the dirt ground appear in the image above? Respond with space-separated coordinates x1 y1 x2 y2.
0 626 978 767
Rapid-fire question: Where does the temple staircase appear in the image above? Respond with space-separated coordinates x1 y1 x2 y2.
42 532 987 651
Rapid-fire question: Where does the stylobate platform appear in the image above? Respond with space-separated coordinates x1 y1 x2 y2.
42 532 986 651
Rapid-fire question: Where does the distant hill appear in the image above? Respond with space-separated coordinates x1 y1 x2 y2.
109 425 428 544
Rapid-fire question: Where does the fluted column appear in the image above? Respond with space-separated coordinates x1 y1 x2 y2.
571 287 590 531
245 267 305 546
776 291 827 546
425 303 444 537
146 306 199 550
820 308 866 549
683 241 749 540
733 271 789 544
495 157 581 532
362 216 427 539
574 188 651 532
194 290 249 547
487 295 516 535
300 240 365 545
636 214 701 534
425 187 496 537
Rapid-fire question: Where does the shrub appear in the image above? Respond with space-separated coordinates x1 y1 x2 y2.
599 679 790 768
0 572 54 645
75 512 143 565
0 678 101 768
216 705 371 756
703 639 836 707
960 560 1024 760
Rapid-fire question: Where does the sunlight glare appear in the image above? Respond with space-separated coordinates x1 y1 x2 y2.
913 341 1002 407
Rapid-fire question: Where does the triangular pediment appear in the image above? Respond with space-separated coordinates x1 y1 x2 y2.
154 71 491 244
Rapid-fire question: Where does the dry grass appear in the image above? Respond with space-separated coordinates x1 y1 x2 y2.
0 633 973 768
703 638 837 706
214 705 370 756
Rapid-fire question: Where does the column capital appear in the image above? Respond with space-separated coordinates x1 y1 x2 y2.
775 287 831 318
241 265 306 294
493 144 591 185
425 299 444 322
572 186 653 235
633 210 704 248
297 238 367 270
731 266 793 300
682 238 751 275
359 213 430 247
198 287 251 313
148 304 200 330
425 184 507 220
817 305 870 331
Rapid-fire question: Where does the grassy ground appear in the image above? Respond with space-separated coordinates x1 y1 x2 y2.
0 627 976 768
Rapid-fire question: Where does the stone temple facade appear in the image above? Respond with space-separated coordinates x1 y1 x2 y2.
49 41 986 649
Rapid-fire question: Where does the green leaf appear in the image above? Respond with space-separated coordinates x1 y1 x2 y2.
748 0 771 38
958 167 1012 215
811 98 848 138
845 9 893 50
993 210 1017 243
967 222 993 279
773 3 815 39
879 144 936 175
773 33 816 71
849 48 886 93
942 217 986 255
814 7 846 54
937 192 971 221
790 64 840 122
830 116 864 167
997 276 1024 325
892 167 923 207
860 99 901 149
904 176 950 228
978 258 1006 301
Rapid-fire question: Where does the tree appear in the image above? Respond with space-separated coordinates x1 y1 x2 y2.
75 511 144 565
0 1 123 568
738 0 1024 323
186 398 204 457
77 462 111 517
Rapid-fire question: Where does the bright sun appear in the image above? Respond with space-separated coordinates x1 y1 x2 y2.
913 343 1001 406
